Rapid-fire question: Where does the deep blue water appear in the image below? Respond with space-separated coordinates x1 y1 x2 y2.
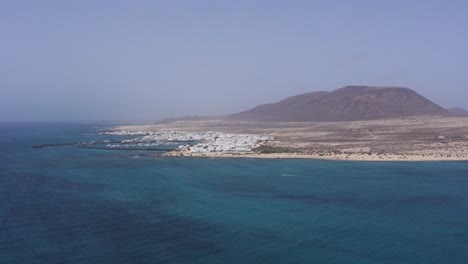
1 122 468 263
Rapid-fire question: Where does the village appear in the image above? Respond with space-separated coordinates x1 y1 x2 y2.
104 130 273 153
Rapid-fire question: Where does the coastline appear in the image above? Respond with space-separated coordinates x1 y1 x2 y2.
111 116 468 162
163 150 468 162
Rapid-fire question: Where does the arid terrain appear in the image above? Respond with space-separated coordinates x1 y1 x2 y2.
115 116 468 161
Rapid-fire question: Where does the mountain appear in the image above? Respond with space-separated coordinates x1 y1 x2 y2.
229 86 449 122
448 107 468 116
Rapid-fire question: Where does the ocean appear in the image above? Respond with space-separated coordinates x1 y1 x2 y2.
1 122 467 263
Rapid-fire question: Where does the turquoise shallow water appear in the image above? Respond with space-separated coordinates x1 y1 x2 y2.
1 122 468 263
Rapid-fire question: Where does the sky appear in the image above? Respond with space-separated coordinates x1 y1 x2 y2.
1 0 468 121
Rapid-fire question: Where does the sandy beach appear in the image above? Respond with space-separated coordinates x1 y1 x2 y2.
162 150 468 161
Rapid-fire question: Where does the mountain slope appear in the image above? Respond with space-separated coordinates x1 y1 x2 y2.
448 107 468 116
229 86 448 122
230 91 329 121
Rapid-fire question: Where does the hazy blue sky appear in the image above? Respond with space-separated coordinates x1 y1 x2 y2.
1 0 467 121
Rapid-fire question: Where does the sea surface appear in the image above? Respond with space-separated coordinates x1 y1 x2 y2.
1 122 468 263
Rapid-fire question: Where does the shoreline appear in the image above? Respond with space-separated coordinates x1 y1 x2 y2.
162 150 468 162
111 116 468 162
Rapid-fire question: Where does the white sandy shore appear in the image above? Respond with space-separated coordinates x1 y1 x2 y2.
163 151 468 162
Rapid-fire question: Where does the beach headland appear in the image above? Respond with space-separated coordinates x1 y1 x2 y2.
112 116 468 162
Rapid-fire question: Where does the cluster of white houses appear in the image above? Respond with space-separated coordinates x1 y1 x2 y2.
105 130 273 153
178 133 272 153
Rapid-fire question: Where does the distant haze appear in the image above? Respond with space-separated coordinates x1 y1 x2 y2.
1 1 468 121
